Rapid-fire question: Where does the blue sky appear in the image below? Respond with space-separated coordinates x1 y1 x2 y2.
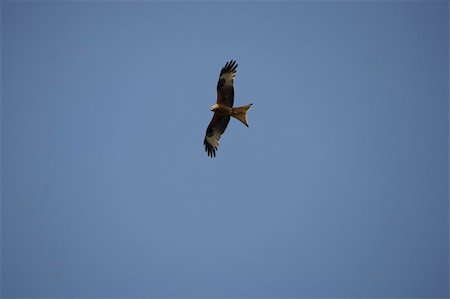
1 1 449 298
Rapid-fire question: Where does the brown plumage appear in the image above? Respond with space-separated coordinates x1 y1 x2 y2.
204 60 253 158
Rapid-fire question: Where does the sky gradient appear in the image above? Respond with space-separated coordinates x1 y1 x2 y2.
1 1 449 298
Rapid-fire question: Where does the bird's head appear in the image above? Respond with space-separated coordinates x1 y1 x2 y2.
210 104 219 112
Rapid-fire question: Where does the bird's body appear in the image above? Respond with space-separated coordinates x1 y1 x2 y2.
210 103 233 115
203 60 253 157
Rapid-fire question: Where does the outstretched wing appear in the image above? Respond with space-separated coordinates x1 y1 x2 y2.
204 113 231 158
217 60 237 107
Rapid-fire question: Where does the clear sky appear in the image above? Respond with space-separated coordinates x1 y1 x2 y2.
1 1 449 298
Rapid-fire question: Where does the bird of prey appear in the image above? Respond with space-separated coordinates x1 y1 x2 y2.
204 60 253 158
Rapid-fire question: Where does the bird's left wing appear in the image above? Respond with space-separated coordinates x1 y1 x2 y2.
204 113 231 158
216 60 237 107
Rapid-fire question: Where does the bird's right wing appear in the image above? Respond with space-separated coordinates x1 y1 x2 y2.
204 113 231 158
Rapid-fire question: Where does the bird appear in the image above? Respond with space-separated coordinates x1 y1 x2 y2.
204 60 253 158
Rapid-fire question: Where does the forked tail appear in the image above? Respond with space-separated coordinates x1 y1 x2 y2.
231 103 253 127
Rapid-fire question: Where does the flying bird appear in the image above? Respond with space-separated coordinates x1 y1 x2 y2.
204 60 253 157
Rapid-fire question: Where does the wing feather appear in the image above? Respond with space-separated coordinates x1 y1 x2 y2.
216 60 237 107
204 113 231 158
